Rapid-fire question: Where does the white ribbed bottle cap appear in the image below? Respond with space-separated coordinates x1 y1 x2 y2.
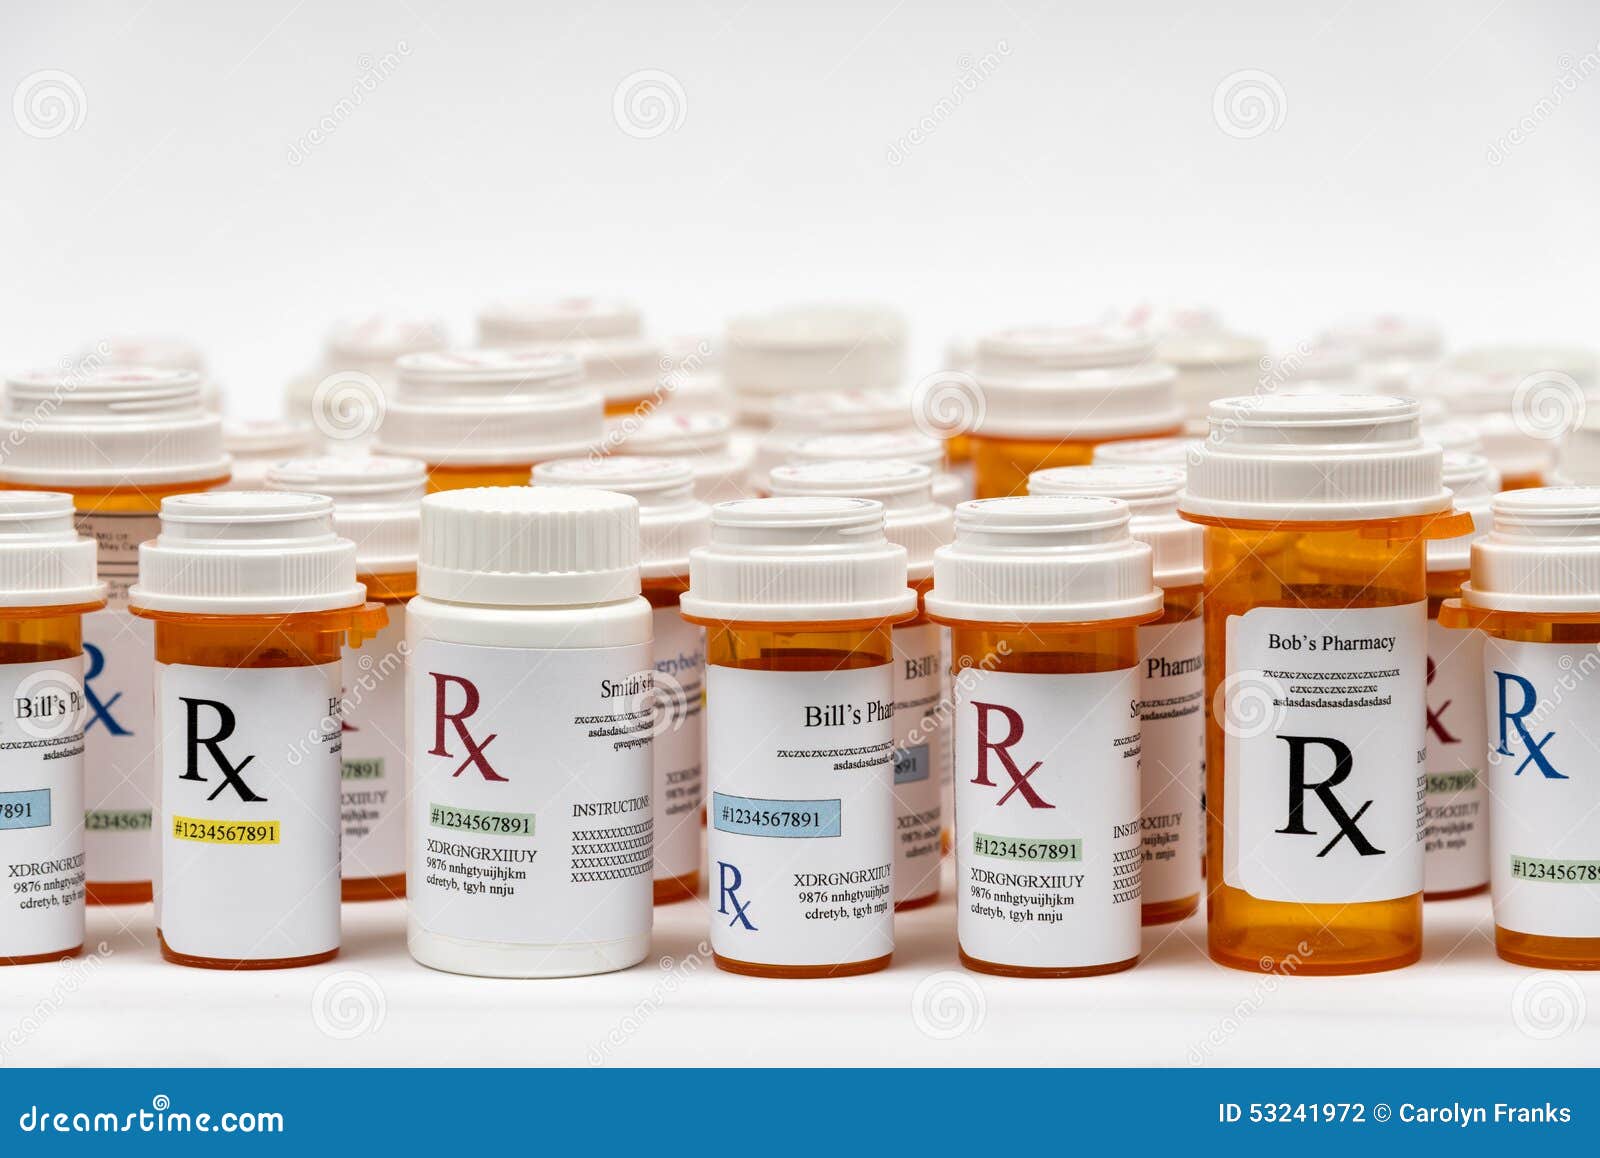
927 495 1161 624
1429 452 1499 574
89 335 207 374
0 366 230 487
973 361 1181 441
531 457 709 579
766 460 954 581
477 297 643 345
605 411 748 504
418 486 639 607
1180 394 1450 523
787 430 962 507
1321 315 1443 361
725 305 907 422
264 455 425 575
976 324 1154 374
516 337 661 405
379 350 602 467
751 389 913 491
681 497 914 623
1461 487 1600 613
326 315 449 370
130 492 363 615
1423 420 1485 456
0 492 103 608
1092 436 1204 470
1157 332 1269 419
1028 465 1202 588
222 418 320 490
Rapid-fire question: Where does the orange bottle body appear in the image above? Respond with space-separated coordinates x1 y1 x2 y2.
891 578 944 911
1422 568 1489 901
644 575 705 905
425 463 539 493
1137 582 1205 926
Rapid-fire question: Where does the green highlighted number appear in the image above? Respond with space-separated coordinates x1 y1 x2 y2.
429 803 534 837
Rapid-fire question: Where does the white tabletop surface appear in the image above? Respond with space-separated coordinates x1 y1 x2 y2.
5 860 1595 1068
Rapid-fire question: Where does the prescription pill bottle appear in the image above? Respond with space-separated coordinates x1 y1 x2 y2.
532 457 712 905
725 305 907 427
376 350 604 492
407 486 654 977
129 492 384 969
1439 487 1600 969
266 455 424 902
1181 394 1467 975
927 495 1162 976
1091 437 1203 469
748 389 912 494
1421 452 1498 901
0 366 230 905
682 497 915 977
969 326 1182 499
768 460 956 910
1029 465 1205 925
789 432 965 508
0 493 105 965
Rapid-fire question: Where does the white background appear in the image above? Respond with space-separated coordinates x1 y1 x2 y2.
4 0 1599 408
2 1 1598 1066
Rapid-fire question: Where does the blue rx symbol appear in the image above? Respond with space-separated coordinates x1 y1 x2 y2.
717 861 756 931
83 643 132 736
1494 671 1566 780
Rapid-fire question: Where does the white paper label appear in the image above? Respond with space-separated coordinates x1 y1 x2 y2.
157 662 343 961
1136 617 1205 908
892 621 945 903
705 663 895 967
1483 639 1600 938
76 511 161 886
939 627 954 848
954 667 1143 970
1222 602 1426 904
1424 619 1488 894
0 656 87 957
651 607 705 884
408 640 654 949
339 610 408 883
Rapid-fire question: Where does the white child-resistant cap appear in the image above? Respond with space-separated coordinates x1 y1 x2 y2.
1180 394 1451 524
1156 331 1269 422
787 431 962 507
1422 420 1485 456
681 497 914 624
378 349 602 466
1028 465 1202 589
264 455 425 575
418 486 640 607
532 456 710 580
1092 436 1203 470
0 366 230 488
1428 452 1499 574
130 491 364 615
516 337 662 406
0 492 103 608
477 296 643 345
1460 487 1600 614
325 314 450 371
222 418 320 490
976 324 1155 374
603 411 750 505
750 388 913 491
766 460 954 582
725 305 907 422
927 495 1161 624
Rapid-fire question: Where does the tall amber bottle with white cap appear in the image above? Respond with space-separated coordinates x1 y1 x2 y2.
406 487 654 977
682 498 915 977
129 493 384 968
376 350 603 492
1440 487 1600 969
533 457 712 905
927 496 1163 976
768 460 956 910
1181 394 1468 974
0 366 229 905
0 493 104 965
1029 465 1205 925
265 455 425 902
969 326 1183 499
